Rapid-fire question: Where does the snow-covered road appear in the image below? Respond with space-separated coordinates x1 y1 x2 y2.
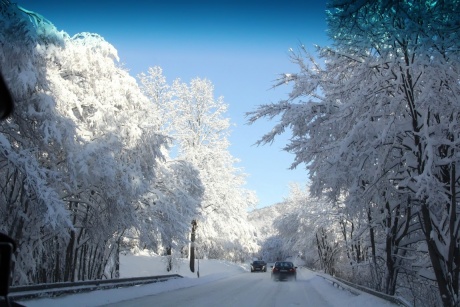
22 255 398 307
101 269 395 307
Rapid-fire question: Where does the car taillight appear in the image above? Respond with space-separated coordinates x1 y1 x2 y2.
273 268 279 272
289 268 295 272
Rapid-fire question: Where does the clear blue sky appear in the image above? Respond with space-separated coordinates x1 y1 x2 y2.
16 0 329 208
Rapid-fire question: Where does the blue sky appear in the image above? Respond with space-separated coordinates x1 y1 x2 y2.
16 0 329 208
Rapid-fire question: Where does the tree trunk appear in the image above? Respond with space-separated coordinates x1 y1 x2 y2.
64 229 75 281
54 236 60 282
420 202 459 307
367 207 380 291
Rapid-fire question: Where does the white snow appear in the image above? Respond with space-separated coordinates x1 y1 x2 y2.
20 251 398 307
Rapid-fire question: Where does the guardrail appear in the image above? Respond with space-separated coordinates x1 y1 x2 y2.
317 273 412 307
8 274 182 302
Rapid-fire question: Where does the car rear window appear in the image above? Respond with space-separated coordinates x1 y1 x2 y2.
275 262 293 268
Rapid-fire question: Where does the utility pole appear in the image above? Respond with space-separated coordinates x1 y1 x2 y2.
189 220 197 272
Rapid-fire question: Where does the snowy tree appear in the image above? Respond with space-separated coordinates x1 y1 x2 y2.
247 1 460 305
138 66 174 133
326 1 460 304
170 78 258 262
140 73 258 264
42 28 174 280
0 1 177 284
0 2 74 284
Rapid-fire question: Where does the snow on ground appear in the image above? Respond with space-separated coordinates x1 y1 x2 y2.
119 250 246 279
21 252 399 307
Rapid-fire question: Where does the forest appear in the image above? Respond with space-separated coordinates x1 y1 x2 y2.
1 1 460 306
0 1 256 287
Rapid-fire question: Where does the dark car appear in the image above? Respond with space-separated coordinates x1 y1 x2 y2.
271 261 297 281
250 260 267 272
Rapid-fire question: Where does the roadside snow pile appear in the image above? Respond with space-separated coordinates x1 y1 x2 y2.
120 250 248 278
